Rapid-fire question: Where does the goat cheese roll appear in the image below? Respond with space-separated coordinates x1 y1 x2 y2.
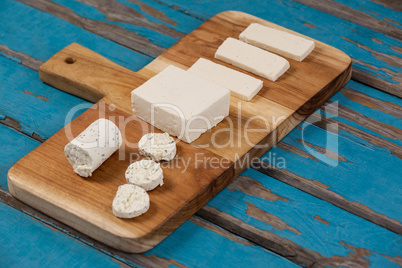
64 118 122 177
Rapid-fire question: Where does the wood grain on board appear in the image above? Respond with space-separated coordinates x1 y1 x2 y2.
8 11 351 252
8 103 234 252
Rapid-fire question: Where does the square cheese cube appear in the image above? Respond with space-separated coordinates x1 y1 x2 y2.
239 23 315 61
215 37 289 82
131 65 230 143
188 58 263 101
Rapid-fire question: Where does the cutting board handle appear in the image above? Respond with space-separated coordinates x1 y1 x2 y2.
39 43 145 113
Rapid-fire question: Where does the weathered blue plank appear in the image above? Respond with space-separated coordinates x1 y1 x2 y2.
349 79 402 107
50 0 202 49
146 217 299 268
115 0 203 33
155 0 401 87
332 0 402 27
321 80 402 146
50 0 177 48
14 0 400 90
262 89 402 224
338 83 402 126
0 55 91 140
206 168 402 266
0 202 123 268
0 0 151 70
0 124 39 190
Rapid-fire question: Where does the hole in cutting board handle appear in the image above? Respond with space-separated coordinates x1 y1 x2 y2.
65 57 76 64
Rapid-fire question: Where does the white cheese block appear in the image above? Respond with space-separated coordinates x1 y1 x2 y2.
112 184 150 218
187 58 263 101
215 37 290 82
239 23 315 61
131 65 230 143
64 118 122 177
125 160 163 191
138 133 176 161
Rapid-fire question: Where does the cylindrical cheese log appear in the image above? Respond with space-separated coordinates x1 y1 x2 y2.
64 118 122 177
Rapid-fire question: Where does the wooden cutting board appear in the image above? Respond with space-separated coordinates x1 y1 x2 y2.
7 11 351 253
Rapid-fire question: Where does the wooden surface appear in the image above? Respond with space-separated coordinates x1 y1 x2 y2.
8 11 351 252
0 0 401 267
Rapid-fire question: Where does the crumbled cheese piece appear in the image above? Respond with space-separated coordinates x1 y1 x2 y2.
138 133 176 161
112 184 150 218
125 159 163 191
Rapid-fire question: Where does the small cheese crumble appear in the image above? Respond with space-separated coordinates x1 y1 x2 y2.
125 159 164 191
112 184 150 218
138 132 176 161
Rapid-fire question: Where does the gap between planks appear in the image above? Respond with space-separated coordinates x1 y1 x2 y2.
15 0 164 58
293 0 402 41
0 117 45 143
0 188 172 268
251 160 402 235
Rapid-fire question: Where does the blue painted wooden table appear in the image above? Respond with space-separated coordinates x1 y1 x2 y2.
0 0 401 267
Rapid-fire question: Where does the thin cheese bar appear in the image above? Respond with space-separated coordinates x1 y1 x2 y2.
215 37 289 82
188 58 263 101
131 65 230 143
239 23 315 61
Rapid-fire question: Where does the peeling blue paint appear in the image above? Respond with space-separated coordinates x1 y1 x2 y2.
115 0 203 34
156 0 402 85
0 124 40 190
146 218 298 267
206 168 402 265
0 55 91 140
332 0 402 28
0 202 121 268
0 50 21 64
50 0 179 50
321 81 402 146
0 0 152 71
265 121 402 223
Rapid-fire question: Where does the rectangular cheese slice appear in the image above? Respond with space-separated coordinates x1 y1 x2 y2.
187 58 263 101
215 37 289 82
131 65 230 143
239 23 315 61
